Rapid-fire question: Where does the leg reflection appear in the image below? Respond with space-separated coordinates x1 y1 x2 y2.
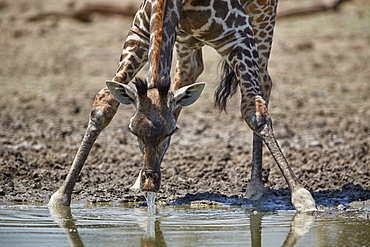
249 211 315 247
250 212 263 247
282 212 315 247
141 216 166 247
49 206 84 247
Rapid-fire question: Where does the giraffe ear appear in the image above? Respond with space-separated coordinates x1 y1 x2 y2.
174 82 205 108
106 80 137 107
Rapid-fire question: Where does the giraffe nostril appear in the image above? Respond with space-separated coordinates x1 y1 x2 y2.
142 170 158 181
152 173 159 182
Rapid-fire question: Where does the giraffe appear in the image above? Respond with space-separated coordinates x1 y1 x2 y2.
49 0 317 212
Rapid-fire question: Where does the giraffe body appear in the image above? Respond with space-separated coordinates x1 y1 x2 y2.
49 0 317 212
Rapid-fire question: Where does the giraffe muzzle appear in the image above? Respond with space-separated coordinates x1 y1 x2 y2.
141 170 161 192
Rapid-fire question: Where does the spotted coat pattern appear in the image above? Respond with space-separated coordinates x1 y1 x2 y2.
112 0 278 123
49 0 318 212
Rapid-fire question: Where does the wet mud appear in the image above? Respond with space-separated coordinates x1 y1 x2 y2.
0 0 369 209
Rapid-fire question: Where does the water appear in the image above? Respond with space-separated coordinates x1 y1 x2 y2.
144 192 157 215
0 203 369 247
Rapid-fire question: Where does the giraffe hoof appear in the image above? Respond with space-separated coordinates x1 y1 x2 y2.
291 188 317 212
246 180 264 201
48 190 71 207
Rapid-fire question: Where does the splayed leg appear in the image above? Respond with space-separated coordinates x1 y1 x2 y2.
241 94 316 212
49 88 119 206
260 123 317 212
48 126 101 206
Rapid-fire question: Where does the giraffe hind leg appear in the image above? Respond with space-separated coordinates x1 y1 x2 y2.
243 0 278 201
172 44 204 120
245 133 264 200
214 60 264 200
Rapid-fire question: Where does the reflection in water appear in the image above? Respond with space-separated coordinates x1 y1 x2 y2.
141 217 166 247
48 206 84 247
49 206 314 247
250 212 263 247
249 211 315 247
48 206 167 247
282 212 315 247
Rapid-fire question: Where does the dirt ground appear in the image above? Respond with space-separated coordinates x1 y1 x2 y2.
0 0 369 209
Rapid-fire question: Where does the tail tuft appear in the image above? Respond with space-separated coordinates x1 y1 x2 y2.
214 61 238 112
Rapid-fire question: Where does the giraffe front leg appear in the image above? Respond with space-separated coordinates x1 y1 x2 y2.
49 26 149 206
212 17 316 211
243 96 317 212
49 89 119 206
217 38 316 211
259 125 317 212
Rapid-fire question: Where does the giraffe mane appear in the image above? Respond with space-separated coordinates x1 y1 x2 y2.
149 0 167 88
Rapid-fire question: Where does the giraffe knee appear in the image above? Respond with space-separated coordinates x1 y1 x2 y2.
89 87 119 131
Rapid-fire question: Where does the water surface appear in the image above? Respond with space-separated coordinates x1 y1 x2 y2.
0 203 369 247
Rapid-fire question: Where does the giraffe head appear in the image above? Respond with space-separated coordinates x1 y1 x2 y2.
106 78 205 192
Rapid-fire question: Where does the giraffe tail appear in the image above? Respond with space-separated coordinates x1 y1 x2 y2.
214 60 238 112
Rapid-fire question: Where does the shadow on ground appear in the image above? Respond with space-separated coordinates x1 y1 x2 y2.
169 183 370 211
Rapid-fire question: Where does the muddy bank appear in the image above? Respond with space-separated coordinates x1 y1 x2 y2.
0 0 369 209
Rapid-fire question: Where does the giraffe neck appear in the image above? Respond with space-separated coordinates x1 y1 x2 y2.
147 0 183 88
147 0 166 87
